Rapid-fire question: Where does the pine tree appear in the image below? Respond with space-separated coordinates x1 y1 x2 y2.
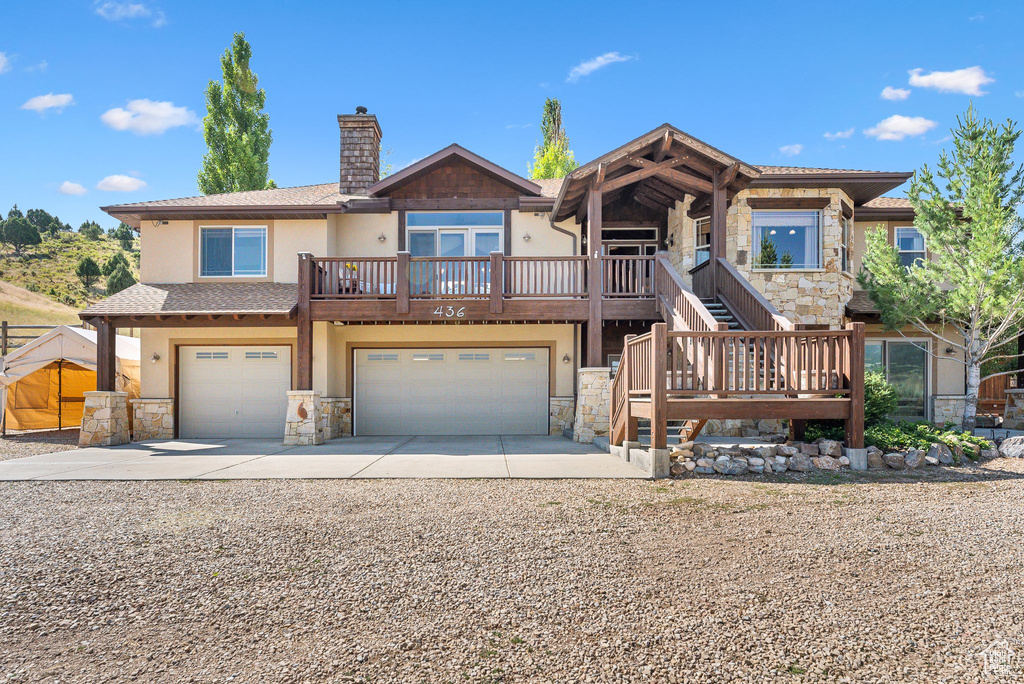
755 234 778 268
106 263 137 295
528 98 578 180
76 256 102 288
779 251 794 268
103 251 131 276
3 216 41 255
859 104 1024 430
198 32 275 194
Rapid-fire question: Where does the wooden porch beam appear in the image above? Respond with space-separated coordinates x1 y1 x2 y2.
643 177 689 203
652 130 673 162
717 162 740 190
598 156 697 193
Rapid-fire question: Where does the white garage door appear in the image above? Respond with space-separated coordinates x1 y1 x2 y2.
179 346 291 438
355 347 549 436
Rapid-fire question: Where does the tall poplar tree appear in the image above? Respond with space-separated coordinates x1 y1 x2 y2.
198 32 275 194
858 105 1024 430
528 98 578 180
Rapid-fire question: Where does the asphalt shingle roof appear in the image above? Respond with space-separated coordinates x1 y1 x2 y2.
80 283 298 317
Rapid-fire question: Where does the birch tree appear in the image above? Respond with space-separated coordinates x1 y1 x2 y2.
858 105 1024 430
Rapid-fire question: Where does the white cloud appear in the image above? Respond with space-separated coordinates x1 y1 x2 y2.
96 174 147 192
881 86 910 101
504 123 531 130
567 52 634 83
59 181 87 196
778 144 804 156
824 128 855 140
908 66 994 95
21 93 75 113
0 52 10 74
864 115 937 141
94 2 166 27
101 99 198 135
26 60 48 73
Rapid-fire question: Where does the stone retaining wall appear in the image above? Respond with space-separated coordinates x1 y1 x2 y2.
550 397 575 436
130 398 174 441
321 397 352 440
573 368 609 443
79 391 129 447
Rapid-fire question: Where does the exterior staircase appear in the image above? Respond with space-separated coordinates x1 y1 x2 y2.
701 298 742 331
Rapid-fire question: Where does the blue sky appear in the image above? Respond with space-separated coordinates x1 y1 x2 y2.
2 0 1022 227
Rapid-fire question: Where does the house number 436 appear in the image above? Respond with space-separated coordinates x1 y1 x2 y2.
433 306 466 318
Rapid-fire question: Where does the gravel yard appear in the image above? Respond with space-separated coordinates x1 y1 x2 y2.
2 461 1024 682
0 429 79 462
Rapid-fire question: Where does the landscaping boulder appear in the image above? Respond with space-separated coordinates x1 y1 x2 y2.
789 454 814 472
998 436 1024 459
925 455 940 466
812 455 841 471
980 448 1000 460
927 442 954 466
799 443 819 456
773 455 789 473
867 451 886 469
904 449 926 469
777 445 799 457
818 440 843 457
695 458 715 474
713 458 749 476
669 462 687 477
883 452 906 470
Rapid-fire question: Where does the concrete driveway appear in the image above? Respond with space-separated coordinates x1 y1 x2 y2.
0 435 647 480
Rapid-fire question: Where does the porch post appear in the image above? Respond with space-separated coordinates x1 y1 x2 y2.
489 251 503 314
586 188 603 367
396 251 410 314
650 322 667 450
845 321 865 448
709 168 727 298
95 318 116 392
296 252 314 391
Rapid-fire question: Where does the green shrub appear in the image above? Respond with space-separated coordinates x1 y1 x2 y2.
805 423 845 442
805 371 900 442
864 420 992 459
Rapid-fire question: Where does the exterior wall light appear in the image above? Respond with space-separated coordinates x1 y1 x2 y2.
523 232 531 241
562 354 571 364
150 352 161 364
377 232 387 242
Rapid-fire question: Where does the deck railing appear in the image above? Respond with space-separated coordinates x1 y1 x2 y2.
311 253 591 300
601 255 655 298
715 258 794 332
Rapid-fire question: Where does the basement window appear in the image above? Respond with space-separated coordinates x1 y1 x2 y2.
200 226 267 277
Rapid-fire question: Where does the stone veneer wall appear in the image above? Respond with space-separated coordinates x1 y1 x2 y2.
320 397 352 440
79 391 130 447
573 368 610 443
702 418 788 440
1003 390 1024 430
550 397 575 436
667 187 856 327
131 398 174 441
284 391 324 446
932 395 968 427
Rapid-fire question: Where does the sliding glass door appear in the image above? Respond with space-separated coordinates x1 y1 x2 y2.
866 340 929 420
407 212 504 296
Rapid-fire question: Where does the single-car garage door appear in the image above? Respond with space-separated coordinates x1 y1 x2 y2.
179 345 291 438
354 347 549 436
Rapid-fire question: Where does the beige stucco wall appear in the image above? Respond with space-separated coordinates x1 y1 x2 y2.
274 220 330 282
511 212 579 256
333 212 400 257
140 220 194 283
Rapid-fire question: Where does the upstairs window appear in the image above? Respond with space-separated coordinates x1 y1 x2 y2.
752 210 821 270
200 226 267 277
694 217 710 265
841 216 852 273
896 227 925 268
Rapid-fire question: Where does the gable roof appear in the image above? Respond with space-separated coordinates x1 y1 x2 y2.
366 144 542 197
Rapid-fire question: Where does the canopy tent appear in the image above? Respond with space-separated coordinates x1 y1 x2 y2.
0 326 140 433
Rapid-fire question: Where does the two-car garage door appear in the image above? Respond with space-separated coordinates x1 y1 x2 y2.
355 347 549 436
179 346 291 439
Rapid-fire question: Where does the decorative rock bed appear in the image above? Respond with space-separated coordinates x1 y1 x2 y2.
668 438 999 477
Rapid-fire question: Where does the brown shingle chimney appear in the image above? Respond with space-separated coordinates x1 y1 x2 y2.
337 107 382 194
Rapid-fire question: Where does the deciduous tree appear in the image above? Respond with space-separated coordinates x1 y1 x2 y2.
858 105 1024 430
198 32 275 194
528 98 578 180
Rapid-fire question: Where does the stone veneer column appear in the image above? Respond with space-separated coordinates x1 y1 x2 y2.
1003 390 1024 430
284 390 324 446
573 368 610 443
319 398 352 440
79 391 129 447
130 398 174 441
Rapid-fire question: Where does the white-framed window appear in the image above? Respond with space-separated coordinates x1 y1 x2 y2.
200 226 267 277
406 212 504 258
751 210 821 270
841 216 852 273
693 217 710 265
895 226 925 268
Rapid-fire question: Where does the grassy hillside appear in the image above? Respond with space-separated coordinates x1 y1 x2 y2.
0 281 81 326
0 232 139 311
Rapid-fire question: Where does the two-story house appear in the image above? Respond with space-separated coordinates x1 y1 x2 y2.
78 110 967 450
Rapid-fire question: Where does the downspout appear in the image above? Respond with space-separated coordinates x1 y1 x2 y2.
549 210 580 401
